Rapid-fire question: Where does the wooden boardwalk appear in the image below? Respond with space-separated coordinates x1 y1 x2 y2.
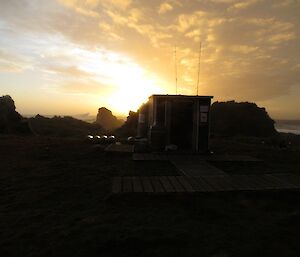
112 173 300 194
105 144 134 153
171 159 226 176
133 153 261 162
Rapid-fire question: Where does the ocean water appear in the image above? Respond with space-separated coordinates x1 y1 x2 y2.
275 121 300 135
276 127 300 135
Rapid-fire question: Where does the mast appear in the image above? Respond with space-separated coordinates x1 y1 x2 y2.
174 45 178 94
196 41 202 96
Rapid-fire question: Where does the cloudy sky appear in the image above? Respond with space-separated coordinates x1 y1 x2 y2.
0 0 299 118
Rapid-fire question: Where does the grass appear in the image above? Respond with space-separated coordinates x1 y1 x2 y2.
0 135 300 257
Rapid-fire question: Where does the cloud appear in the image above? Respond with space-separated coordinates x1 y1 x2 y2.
60 80 111 94
177 11 206 32
230 45 258 54
58 0 100 17
0 49 31 72
158 2 173 14
269 32 296 44
45 65 92 78
228 0 259 11
0 0 299 118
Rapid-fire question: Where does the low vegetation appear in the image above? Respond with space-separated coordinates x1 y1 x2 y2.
1 135 300 257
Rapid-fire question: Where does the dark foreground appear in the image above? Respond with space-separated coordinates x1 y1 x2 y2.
1 135 300 257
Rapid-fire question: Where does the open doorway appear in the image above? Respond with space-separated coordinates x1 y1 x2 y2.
170 100 194 150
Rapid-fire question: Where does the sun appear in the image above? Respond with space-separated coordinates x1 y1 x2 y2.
75 48 165 116
107 71 163 116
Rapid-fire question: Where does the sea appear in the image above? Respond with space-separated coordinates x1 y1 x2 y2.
275 120 300 135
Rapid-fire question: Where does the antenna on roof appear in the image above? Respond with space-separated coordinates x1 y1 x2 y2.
174 44 178 95
196 41 202 96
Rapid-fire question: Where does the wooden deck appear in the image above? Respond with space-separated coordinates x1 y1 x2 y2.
133 153 261 162
171 159 226 176
105 144 134 153
112 173 300 194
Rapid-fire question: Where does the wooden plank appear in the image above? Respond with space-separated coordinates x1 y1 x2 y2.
159 176 175 192
167 176 185 192
141 177 154 193
176 176 195 192
265 174 298 189
132 177 143 192
200 176 222 191
122 177 132 193
244 174 270 190
203 176 236 191
105 144 134 153
230 175 257 190
112 177 122 194
207 154 261 162
150 177 165 193
222 176 240 190
193 177 215 192
271 174 300 188
255 175 281 189
289 174 300 185
245 175 268 189
246 175 274 189
185 176 206 192
172 160 226 177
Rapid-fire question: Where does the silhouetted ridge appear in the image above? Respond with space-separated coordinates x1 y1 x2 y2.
0 95 31 134
95 107 123 131
29 115 102 137
211 101 277 137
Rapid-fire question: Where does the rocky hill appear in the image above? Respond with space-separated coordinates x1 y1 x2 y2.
0 95 31 134
211 101 277 137
95 107 123 132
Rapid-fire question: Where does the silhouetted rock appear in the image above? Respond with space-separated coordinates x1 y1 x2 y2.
0 95 31 134
29 115 103 137
115 110 138 137
95 107 123 131
211 101 277 137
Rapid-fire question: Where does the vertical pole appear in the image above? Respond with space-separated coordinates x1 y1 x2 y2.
196 42 202 96
174 45 178 95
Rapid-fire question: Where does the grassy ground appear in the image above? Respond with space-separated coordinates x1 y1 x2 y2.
0 135 300 257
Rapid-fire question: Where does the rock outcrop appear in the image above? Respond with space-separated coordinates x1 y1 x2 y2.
211 101 277 137
95 107 123 131
0 95 31 134
115 110 138 137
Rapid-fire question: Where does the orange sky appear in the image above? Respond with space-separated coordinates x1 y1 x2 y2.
0 0 299 119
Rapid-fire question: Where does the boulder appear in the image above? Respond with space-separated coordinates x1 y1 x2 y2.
95 107 123 131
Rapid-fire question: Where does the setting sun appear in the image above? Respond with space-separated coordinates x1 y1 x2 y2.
107 70 163 115
75 47 165 115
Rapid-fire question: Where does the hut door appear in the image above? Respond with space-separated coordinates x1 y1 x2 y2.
170 101 194 150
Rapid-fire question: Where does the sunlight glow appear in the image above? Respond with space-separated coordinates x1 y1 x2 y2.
73 48 164 115
9 31 169 116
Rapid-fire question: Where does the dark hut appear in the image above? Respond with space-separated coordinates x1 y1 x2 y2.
136 94 213 153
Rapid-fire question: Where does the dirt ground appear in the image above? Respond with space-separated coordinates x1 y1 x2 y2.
1 135 300 257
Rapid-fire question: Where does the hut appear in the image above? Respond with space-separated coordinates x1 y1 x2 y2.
136 94 213 153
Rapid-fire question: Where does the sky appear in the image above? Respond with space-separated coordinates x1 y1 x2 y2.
0 0 299 119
